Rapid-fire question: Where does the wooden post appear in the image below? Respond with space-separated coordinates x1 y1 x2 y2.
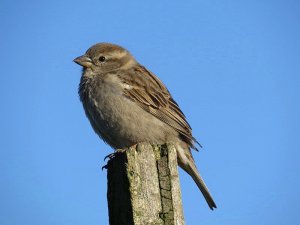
106 143 185 225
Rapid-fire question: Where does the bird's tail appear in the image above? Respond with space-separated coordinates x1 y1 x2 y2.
177 150 217 210
189 163 217 210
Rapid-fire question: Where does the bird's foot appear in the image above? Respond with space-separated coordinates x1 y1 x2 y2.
104 149 126 161
102 149 127 170
101 164 108 170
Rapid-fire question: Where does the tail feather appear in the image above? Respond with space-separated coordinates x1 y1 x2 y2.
183 162 217 210
176 145 217 210
190 165 217 210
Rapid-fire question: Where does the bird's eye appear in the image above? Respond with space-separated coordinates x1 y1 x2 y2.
99 56 106 62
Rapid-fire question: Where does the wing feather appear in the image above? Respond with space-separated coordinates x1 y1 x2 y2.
119 65 199 149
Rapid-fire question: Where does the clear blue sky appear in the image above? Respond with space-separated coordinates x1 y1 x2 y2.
1 1 299 224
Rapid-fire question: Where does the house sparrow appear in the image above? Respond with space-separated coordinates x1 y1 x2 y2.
74 43 216 210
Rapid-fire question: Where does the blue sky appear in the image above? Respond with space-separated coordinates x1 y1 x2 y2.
1 0 300 224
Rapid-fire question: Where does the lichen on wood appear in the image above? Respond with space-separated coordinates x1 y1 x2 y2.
107 143 185 225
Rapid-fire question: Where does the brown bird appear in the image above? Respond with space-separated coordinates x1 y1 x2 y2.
74 43 216 210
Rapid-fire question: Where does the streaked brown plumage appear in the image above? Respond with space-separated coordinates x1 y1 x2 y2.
74 43 216 210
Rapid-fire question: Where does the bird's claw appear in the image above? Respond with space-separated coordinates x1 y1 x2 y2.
104 153 116 161
104 149 126 161
101 164 108 170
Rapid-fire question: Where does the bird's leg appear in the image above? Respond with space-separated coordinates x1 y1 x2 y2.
102 149 127 170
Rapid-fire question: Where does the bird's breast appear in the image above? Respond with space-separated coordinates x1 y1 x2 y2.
79 73 125 126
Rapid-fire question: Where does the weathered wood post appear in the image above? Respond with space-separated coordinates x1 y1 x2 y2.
106 143 185 225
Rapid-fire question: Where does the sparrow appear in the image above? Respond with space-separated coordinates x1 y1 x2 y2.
74 43 216 210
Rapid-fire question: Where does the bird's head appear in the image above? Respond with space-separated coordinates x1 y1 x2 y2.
74 43 137 74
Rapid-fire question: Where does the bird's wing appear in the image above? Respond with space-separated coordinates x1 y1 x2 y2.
118 65 200 150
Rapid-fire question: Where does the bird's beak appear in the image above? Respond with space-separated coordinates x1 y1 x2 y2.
73 55 93 68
